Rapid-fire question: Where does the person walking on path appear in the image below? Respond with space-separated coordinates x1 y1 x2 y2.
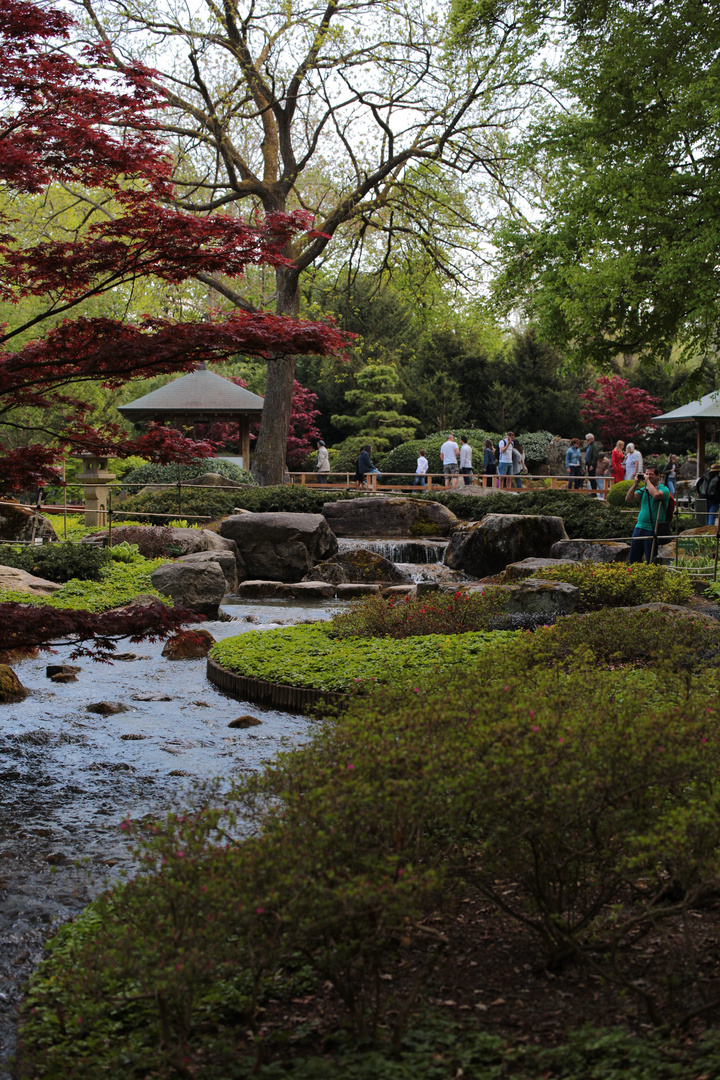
414 448 429 488
459 436 473 485
314 440 329 476
483 439 496 487
440 434 460 488
565 438 583 489
611 440 625 485
696 462 720 526
498 431 514 489
624 442 643 481
596 452 610 499
626 464 670 563
584 433 600 492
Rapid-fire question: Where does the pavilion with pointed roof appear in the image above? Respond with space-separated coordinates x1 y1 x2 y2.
118 364 264 468
653 391 720 477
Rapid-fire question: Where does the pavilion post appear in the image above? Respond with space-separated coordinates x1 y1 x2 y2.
698 420 706 479
239 415 250 470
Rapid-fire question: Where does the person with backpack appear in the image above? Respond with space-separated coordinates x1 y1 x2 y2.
625 464 671 563
696 462 720 526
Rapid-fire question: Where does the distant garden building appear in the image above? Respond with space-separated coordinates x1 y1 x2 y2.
117 364 264 470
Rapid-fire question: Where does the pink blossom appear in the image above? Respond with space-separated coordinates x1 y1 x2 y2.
347 763 355 771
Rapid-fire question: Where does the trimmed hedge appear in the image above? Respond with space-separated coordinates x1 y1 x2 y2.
209 623 509 694
423 488 633 539
606 478 634 507
117 485 367 523
121 457 254 491
378 428 500 480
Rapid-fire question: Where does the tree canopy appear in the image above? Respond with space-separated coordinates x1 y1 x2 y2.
488 0 720 374
0 0 346 491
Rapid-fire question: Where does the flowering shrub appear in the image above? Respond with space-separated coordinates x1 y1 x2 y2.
532 606 720 669
18 620 720 1077
330 590 507 639
529 562 692 610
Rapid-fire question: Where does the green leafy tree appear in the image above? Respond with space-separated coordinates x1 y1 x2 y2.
331 364 419 455
487 0 720 374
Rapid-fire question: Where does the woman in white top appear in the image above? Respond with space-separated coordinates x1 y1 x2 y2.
624 442 643 481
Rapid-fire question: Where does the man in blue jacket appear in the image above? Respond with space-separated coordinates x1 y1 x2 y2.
565 438 583 490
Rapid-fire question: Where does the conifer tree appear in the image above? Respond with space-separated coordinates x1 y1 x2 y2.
331 365 418 456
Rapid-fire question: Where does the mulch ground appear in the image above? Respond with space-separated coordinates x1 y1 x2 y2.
238 893 720 1059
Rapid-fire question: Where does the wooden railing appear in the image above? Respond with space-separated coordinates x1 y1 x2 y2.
288 471 618 494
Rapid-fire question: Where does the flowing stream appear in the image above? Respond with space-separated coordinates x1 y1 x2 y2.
0 598 341 1076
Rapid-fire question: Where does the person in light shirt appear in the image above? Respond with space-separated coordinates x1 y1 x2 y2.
414 448 429 487
624 442 643 481
440 434 460 488
497 431 514 489
459 436 473 485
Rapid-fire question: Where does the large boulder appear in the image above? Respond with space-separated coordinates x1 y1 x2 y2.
550 539 630 563
0 566 62 595
162 628 216 660
150 561 227 617
219 512 338 583
174 549 244 592
0 501 58 543
445 514 568 577
304 549 412 585
82 526 239 561
322 497 457 538
0 663 28 702
465 578 579 620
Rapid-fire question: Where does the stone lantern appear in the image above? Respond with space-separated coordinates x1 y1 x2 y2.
76 455 116 526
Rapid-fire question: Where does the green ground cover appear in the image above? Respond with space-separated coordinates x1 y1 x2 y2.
0 556 164 612
209 623 510 694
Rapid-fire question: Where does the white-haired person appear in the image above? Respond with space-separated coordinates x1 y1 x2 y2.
624 442 643 482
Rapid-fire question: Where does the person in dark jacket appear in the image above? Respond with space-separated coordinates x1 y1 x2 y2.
355 444 380 487
482 439 496 488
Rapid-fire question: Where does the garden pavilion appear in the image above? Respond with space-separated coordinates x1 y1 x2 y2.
118 364 264 469
653 392 720 477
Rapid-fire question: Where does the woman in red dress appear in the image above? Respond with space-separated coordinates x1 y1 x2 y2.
611 439 625 485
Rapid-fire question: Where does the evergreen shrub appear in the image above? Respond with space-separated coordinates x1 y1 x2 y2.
529 562 692 610
0 541 109 582
606 478 634 506
423 488 633 539
121 457 254 491
118 485 359 523
378 429 500 480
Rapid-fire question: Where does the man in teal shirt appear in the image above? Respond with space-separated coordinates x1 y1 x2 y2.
625 465 670 563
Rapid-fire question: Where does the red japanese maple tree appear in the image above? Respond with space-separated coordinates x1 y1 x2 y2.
0 0 346 492
579 376 662 447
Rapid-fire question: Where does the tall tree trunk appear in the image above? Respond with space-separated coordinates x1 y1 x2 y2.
251 264 299 486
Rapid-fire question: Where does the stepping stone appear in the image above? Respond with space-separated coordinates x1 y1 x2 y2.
335 583 384 597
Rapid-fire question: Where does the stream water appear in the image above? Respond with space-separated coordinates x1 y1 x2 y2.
0 597 342 1076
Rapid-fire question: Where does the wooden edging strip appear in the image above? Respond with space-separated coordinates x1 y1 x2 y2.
206 657 350 714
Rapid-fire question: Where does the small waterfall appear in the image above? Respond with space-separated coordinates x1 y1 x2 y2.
337 538 449 564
